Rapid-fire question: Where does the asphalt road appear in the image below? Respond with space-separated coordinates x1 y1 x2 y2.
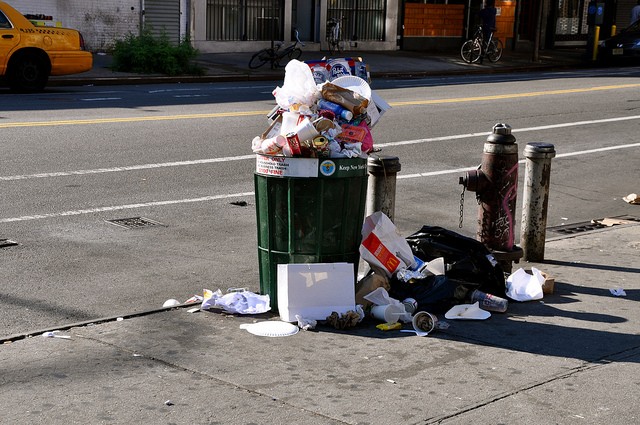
1 67 639 338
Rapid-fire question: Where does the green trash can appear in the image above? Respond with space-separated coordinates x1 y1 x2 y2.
254 154 368 310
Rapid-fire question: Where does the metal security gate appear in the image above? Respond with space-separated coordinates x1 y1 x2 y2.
206 0 284 41
327 0 386 42
144 0 181 43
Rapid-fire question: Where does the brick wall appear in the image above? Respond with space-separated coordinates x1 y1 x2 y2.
10 0 140 51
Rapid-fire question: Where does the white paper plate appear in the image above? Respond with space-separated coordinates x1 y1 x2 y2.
331 75 372 100
444 303 491 320
239 321 299 337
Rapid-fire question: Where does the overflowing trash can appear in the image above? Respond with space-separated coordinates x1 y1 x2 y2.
254 154 368 310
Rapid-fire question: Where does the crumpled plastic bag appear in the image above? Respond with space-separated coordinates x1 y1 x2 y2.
506 268 544 301
201 289 271 314
272 59 321 109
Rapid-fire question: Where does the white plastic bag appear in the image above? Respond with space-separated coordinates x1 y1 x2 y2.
506 268 544 301
201 289 271 314
359 211 415 277
272 60 321 109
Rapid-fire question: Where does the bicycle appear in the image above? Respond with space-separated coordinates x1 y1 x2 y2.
248 29 304 69
326 17 344 54
460 26 503 64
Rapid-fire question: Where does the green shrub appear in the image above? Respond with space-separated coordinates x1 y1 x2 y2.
111 28 204 76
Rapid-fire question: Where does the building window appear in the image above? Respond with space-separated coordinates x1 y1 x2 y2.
206 0 284 41
327 0 386 41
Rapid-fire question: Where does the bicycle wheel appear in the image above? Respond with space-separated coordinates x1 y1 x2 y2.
487 39 503 63
249 49 272 69
288 48 302 61
461 39 482 63
328 39 337 55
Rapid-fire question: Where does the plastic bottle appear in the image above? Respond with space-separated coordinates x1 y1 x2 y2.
317 99 353 121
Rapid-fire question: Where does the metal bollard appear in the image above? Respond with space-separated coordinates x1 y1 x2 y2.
521 142 556 262
366 154 401 222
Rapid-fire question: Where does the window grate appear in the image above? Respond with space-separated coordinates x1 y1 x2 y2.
206 0 284 41
547 215 640 235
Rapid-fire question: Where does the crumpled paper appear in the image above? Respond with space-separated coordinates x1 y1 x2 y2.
325 310 361 329
623 193 639 204
506 268 544 301
201 289 271 314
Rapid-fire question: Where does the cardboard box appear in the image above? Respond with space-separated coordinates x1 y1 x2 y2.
277 263 356 322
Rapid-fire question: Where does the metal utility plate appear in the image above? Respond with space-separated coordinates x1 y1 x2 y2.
105 217 166 229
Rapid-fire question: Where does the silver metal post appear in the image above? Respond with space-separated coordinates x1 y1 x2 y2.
521 142 556 262
366 154 401 222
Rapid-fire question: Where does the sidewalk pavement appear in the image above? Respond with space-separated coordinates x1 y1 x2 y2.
49 47 592 86
2 221 639 423
12 47 640 424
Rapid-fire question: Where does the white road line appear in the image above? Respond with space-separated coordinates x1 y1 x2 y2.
2 116 639 223
5 115 638 182
398 141 640 179
0 193 255 223
0 155 255 181
376 114 640 148
2 141 638 224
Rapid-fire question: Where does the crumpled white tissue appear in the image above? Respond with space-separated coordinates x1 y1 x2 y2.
506 267 544 301
201 289 271 314
295 314 317 330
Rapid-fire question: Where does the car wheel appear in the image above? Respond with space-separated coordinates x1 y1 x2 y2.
8 52 50 92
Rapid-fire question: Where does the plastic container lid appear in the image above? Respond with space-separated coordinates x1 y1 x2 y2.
444 302 491 320
239 321 299 337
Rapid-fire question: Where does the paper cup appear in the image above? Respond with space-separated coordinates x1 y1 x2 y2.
261 135 286 155
371 304 405 323
280 111 301 135
412 311 438 335
292 118 320 142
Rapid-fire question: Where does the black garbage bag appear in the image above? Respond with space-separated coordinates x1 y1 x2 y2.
406 226 505 293
387 226 506 312
388 274 467 314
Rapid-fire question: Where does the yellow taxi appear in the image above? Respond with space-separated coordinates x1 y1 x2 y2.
0 1 92 91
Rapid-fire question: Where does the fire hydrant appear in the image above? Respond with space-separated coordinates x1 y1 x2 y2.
459 123 523 273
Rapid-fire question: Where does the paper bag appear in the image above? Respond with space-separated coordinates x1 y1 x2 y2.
359 212 415 277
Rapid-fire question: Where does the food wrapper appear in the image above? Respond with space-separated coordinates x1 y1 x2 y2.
321 82 369 116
